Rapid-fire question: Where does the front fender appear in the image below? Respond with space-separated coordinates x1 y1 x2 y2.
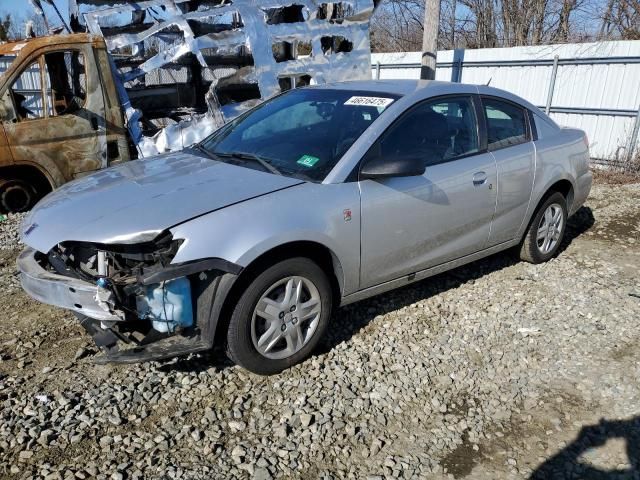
169 182 362 296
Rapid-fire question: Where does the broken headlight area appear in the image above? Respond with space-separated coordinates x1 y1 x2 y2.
44 232 197 348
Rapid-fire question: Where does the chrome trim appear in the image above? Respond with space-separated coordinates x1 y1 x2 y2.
17 247 122 322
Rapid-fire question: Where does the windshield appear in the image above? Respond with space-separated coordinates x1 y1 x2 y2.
200 88 400 182
0 54 17 80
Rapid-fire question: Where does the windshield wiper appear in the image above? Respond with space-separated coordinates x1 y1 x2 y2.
214 151 283 176
191 143 217 160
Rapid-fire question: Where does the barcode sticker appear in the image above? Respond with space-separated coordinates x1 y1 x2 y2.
344 96 395 108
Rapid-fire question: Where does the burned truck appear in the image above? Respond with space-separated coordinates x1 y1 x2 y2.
0 0 376 212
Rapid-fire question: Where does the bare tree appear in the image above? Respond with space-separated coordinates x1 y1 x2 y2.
552 0 578 42
0 14 12 42
7 13 48 40
599 0 640 40
371 0 593 52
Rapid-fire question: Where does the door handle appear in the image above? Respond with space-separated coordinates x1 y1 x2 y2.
472 171 488 186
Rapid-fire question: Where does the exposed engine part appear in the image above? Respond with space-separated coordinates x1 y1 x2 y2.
45 232 184 326
97 250 108 276
95 277 126 321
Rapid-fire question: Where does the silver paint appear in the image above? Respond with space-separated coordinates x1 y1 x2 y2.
20 150 302 253
19 80 592 316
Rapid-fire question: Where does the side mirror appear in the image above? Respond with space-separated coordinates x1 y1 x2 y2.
360 153 426 180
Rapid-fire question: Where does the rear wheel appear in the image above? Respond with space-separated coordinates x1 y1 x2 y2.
226 257 333 375
519 192 567 264
0 178 36 213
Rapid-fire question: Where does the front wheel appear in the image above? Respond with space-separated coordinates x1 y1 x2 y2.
226 257 333 375
0 179 36 213
519 192 568 264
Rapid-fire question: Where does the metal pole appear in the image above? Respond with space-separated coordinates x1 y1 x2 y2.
545 55 559 115
376 61 381 80
626 104 640 167
420 0 441 80
455 58 463 82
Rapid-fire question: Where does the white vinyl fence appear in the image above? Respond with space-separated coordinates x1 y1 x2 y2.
372 40 640 164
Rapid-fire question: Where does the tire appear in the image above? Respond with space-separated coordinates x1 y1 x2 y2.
226 257 333 375
0 179 36 213
519 192 568 264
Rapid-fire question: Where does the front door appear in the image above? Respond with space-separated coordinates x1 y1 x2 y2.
1 44 107 184
359 95 497 289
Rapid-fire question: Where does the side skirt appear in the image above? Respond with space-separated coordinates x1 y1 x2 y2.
340 239 519 307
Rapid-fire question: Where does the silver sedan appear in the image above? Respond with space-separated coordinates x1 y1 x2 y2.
18 80 592 374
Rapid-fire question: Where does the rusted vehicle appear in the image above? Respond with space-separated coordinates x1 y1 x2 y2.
0 34 130 213
0 1 377 213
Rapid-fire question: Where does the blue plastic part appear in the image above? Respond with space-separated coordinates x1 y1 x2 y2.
139 277 194 333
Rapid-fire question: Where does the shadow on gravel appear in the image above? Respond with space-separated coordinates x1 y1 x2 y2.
530 416 640 479
158 207 595 372
317 206 595 357
558 206 595 255
156 347 234 374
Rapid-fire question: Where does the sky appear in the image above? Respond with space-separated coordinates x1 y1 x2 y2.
1 0 606 39
2 0 71 26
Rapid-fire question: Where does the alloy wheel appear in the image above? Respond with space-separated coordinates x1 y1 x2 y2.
536 203 564 254
251 276 322 360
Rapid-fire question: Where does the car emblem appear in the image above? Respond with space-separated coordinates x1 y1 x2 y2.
24 223 38 236
343 209 352 222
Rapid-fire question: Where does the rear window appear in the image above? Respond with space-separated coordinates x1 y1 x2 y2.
533 112 560 139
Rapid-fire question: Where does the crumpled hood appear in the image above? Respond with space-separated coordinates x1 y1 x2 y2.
21 150 303 253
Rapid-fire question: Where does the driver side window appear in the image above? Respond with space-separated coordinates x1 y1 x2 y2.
10 60 45 121
374 95 480 167
8 50 86 123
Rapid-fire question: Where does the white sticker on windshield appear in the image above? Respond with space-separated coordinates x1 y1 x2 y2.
345 96 395 109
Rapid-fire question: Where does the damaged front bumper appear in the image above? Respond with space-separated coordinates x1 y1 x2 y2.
18 247 122 322
17 246 240 363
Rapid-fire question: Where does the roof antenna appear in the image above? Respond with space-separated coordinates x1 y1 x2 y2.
486 78 492 86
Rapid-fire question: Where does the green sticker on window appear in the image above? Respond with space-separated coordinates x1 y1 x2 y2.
297 154 320 168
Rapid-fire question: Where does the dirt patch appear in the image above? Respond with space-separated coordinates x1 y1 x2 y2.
610 340 639 361
441 431 483 478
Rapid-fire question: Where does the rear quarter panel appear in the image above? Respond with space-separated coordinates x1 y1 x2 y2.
524 127 591 237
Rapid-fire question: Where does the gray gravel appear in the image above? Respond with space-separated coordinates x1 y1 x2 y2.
0 213 27 251
1 181 639 479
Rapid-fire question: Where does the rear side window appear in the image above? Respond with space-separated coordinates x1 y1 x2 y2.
483 98 528 150
533 112 560 139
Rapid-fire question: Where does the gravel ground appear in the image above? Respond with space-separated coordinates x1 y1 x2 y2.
0 180 639 480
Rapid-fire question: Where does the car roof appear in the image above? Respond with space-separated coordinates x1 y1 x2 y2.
314 79 441 96
313 79 541 114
